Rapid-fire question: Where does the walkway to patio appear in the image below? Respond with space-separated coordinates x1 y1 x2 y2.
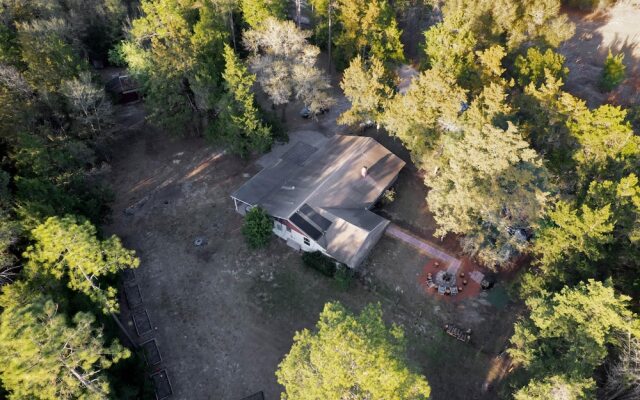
385 224 462 273
385 224 486 300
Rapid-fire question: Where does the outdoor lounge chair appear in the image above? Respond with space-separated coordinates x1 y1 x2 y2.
450 286 458 296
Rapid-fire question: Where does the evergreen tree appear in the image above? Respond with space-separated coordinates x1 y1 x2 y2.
513 47 568 88
241 207 272 248
338 55 392 127
509 280 638 379
533 201 614 280
276 302 431 399
0 282 130 399
240 0 287 29
600 50 626 92
212 44 272 156
24 216 139 314
381 69 467 164
122 0 229 132
425 84 550 267
514 375 595 400
333 0 404 67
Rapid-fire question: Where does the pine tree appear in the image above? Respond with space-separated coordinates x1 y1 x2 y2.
338 55 392 127
509 280 637 384
212 44 272 156
276 302 431 399
24 216 139 314
0 282 130 399
240 0 287 29
333 0 404 67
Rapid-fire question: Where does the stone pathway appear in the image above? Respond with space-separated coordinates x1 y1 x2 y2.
385 224 462 273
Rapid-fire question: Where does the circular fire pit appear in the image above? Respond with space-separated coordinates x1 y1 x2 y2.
434 270 457 288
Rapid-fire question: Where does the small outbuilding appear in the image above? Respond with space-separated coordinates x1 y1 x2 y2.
231 135 405 268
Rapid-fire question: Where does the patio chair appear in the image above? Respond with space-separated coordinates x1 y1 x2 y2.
450 286 458 296
438 286 446 295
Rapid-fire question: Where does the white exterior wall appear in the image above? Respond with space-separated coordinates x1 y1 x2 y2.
273 220 326 254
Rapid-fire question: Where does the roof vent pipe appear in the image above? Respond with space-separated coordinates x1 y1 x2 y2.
361 166 368 178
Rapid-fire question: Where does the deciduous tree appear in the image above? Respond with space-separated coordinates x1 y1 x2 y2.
243 18 333 120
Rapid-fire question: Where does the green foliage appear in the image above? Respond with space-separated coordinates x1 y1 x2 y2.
333 0 405 67
600 50 626 91
568 104 638 186
509 280 637 380
242 207 273 248
276 302 431 399
211 44 272 156
122 0 229 132
513 375 595 400
11 133 112 228
338 55 393 127
17 27 87 93
514 47 568 88
381 69 467 164
240 0 287 28
302 251 337 277
24 216 139 314
0 282 130 399
333 264 354 291
426 84 550 268
441 0 574 50
423 10 477 86
534 201 614 280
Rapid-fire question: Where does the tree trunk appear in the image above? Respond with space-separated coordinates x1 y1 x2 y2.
328 1 332 74
229 11 237 51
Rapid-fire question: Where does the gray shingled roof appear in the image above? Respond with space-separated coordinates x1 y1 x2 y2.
232 135 405 217
232 135 405 267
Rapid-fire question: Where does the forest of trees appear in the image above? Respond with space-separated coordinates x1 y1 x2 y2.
0 0 638 399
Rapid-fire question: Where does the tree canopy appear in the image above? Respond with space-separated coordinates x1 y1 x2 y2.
24 216 139 313
276 302 431 399
0 283 130 399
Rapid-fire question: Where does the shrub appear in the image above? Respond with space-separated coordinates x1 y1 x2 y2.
302 251 337 277
513 47 568 88
242 207 272 248
334 264 354 291
600 50 626 92
382 188 396 204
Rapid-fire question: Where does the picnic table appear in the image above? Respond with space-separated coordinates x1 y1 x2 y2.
444 324 472 343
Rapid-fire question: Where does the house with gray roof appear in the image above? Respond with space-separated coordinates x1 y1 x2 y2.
231 135 405 268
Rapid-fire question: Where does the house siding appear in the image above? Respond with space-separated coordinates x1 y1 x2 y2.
273 220 326 254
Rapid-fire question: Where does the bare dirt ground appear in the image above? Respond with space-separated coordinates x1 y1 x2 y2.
559 0 640 107
105 99 518 399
